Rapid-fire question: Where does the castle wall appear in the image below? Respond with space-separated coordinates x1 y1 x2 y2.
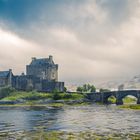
0 56 64 92
0 70 13 87
42 80 64 92
14 75 64 92
14 75 42 91
14 76 28 90
47 66 58 81
0 78 8 87
26 64 58 81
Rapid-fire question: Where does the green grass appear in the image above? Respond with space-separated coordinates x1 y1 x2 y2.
123 97 137 103
0 102 91 108
58 93 84 100
0 91 87 108
2 91 52 101
119 104 140 110
108 96 116 104
108 96 137 104
1 91 84 102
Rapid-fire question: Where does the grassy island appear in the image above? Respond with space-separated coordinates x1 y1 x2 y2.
0 87 140 110
0 86 91 107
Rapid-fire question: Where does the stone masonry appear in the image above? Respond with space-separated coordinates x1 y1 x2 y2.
0 56 64 92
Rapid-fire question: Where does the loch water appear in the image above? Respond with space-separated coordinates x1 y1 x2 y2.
0 104 140 135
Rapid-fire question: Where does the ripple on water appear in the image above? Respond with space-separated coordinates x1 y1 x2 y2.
0 105 139 134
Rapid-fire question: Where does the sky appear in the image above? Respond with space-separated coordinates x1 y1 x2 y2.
0 0 140 85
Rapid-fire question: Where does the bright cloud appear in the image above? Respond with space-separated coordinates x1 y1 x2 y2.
0 28 45 74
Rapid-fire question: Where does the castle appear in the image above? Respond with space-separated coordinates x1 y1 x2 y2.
0 56 64 92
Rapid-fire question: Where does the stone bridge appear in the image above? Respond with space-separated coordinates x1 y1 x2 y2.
87 90 140 105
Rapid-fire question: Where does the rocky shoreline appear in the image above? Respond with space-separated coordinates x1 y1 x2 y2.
0 130 140 140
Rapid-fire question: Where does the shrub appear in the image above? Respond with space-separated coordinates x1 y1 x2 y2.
52 92 62 100
0 86 16 99
64 87 67 92
77 87 83 92
63 94 72 99
77 84 96 93
99 88 111 92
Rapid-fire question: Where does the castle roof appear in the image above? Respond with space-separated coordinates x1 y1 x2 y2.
0 71 10 78
29 56 55 66
30 58 54 66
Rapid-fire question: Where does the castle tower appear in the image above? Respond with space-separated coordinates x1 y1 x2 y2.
26 56 58 81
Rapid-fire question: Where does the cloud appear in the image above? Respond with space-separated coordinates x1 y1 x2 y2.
0 0 140 85
0 27 45 74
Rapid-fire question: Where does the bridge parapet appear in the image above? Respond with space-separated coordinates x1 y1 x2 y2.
86 92 102 102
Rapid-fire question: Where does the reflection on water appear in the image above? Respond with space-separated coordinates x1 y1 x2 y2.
0 104 140 134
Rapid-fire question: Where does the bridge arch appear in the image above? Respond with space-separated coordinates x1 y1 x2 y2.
116 90 140 105
122 95 137 104
102 92 117 104
107 95 117 104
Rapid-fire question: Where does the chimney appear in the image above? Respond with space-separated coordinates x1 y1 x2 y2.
49 55 53 61
32 57 36 61
21 72 25 76
9 69 12 72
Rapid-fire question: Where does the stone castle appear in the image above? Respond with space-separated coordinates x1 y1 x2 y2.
0 56 64 92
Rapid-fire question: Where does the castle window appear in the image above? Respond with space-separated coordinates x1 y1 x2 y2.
52 73 55 78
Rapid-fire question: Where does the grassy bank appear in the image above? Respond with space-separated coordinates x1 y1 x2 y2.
1 91 84 101
119 104 140 110
0 89 89 107
0 87 85 102
108 96 140 110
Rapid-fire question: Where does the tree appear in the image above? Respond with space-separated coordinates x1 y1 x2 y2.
90 85 96 92
76 84 96 93
76 86 83 92
64 87 67 92
99 88 110 92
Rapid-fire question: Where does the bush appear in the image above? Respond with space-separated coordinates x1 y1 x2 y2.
77 84 96 93
64 87 67 92
52 92 62 100
0 86 15 99
99 88 111 92
63 94 72 99
77 87 83 92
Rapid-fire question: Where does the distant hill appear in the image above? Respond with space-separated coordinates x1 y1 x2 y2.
97 75 140 90
66 75 140 92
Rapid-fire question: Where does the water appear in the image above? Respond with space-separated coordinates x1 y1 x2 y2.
0 104 140 134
